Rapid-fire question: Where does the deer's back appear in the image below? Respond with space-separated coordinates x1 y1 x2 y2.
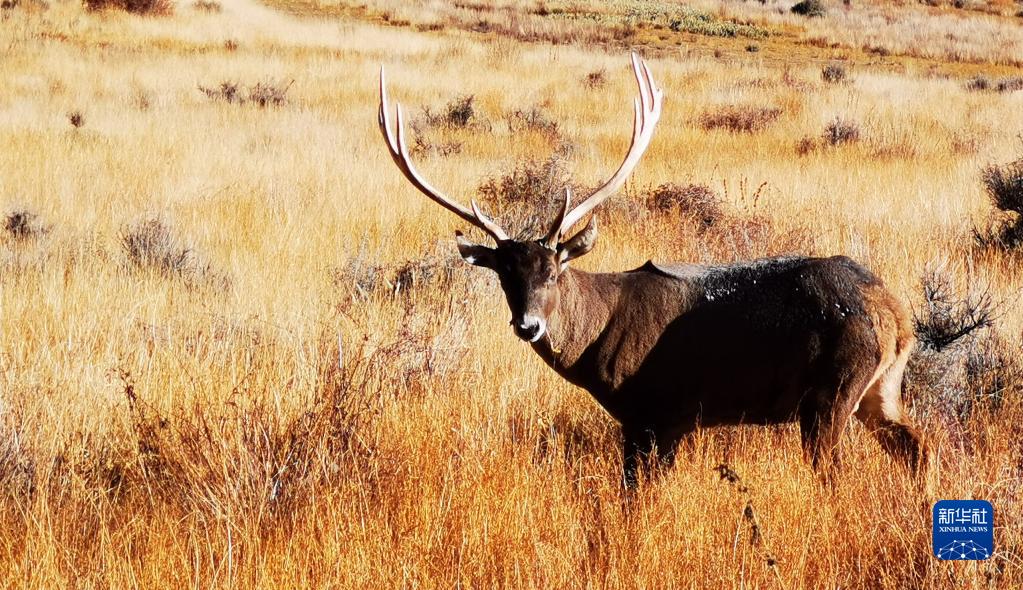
588 255 902 426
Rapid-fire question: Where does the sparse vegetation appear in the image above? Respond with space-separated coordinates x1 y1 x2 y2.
666 10 770 39
967 75 1023 92
3 210 48 240
119 218 225 289
975 157 1023 249
67 110 84 128
120 218 196 276
477 155 575 234
913 267 995 352
4 0 1023 587
421 94 480 129
646 182 724 229
84 0 171 14
192 0 221 12
822 117 860 145
506 105 559 137
199 79 292 107
583 68 606 89
821 62 847 83
699 105 782 133
906 268 1015 428
791 0 826 17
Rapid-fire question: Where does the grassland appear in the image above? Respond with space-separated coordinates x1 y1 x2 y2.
1 0 1023 587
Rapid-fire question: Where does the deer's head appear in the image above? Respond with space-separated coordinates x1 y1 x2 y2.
378 54 663 342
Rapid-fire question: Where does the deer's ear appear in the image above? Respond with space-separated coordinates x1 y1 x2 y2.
456 232 496 268
557 216 597 268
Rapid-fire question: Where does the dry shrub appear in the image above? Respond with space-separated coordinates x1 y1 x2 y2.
110 341 377 522
191 0 220 11
995 78 1023 93
4 210 48 240
646 182 724 230
791 0 826 17
199 81 243 104
583 68 606 89
506 105 560 138
966 76 991 91
247 80 292 108
67 111 84 128
199 80 292 108
821 63 847 84
699 105 782 133
906 269 1016 436
974 158 1023 250
420 95 481 129
966 75 1023 93
822 117 860 146
664 182 814 261
412 95 489 157
120 218 226 289
333 243 467 301
84 0 171 14
912 267 995 352
0 408 34 497
120 219 193 277
477 154 572 206
477 154 574 235
700 215 814 261
795 136 819 156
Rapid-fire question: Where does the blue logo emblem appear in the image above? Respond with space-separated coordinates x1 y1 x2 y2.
933 500 993 560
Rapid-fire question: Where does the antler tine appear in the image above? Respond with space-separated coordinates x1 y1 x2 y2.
543 187 571 250
470 200 511 241
378 67 509 242
559 54 663 237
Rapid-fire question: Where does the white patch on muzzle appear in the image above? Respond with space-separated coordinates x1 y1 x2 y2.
517 315 547 343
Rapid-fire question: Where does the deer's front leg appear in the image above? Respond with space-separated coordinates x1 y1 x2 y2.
622 425 656 489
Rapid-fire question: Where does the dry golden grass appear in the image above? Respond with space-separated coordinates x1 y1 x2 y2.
1 0 1023 587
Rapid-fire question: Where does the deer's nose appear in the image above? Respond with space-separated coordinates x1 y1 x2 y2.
513 315 546 343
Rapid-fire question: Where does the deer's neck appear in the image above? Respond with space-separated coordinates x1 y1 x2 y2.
531 267 620 376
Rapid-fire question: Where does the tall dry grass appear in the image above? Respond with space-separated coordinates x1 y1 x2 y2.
0 0 1022 587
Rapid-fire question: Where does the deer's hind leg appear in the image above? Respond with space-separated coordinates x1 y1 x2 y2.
853 343 928 476
799 329 880 474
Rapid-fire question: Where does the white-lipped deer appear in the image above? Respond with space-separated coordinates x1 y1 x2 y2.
378 54 927 486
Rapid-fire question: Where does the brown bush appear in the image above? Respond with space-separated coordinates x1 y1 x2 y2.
477 155 575 235
119 218 227 289
332 244 467 301
4 210 48 240
795 136 818 156
906 270 1017 431
821 63 848 84
974 158 1023 250
507 105 560 138
822 117 860 146
199 80 292 108
646 183 724 229
583 69 607 89
699 105 782 133
84 0 172 15
192 0 220 11
912 267 995 352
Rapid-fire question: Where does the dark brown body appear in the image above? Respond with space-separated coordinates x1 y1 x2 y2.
530 255 926 484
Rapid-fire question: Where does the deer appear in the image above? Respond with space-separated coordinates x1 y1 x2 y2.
377 54 928 487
